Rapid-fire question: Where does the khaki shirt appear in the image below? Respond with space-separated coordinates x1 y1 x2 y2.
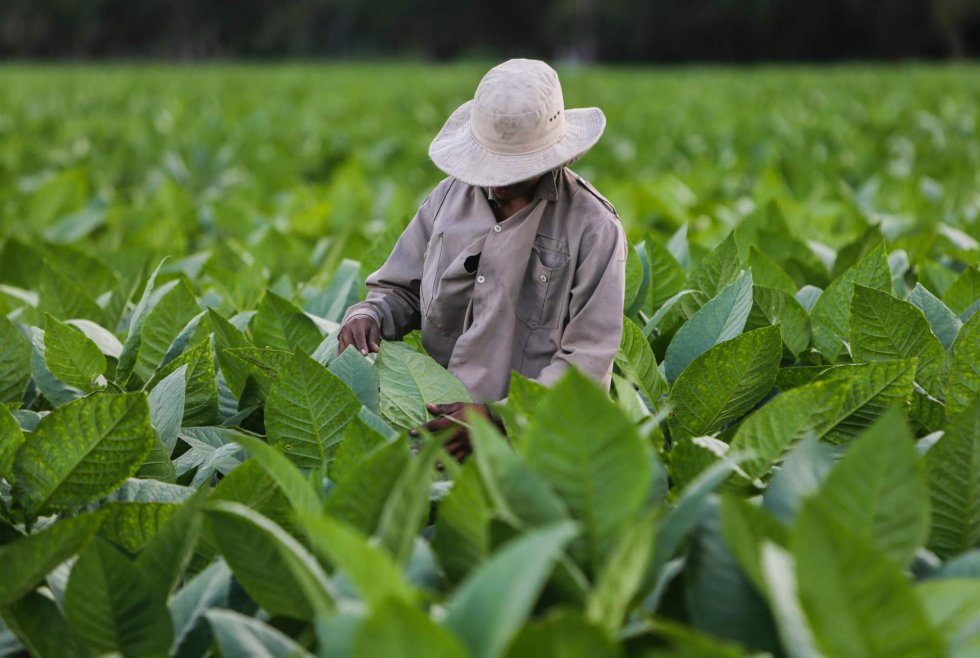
343 167 627 402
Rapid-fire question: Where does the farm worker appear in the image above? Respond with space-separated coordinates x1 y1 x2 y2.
339 58 626 458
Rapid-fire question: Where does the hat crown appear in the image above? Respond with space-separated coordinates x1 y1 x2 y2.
470 59 566 156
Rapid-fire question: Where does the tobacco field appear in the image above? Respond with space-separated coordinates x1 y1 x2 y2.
0 63 979 657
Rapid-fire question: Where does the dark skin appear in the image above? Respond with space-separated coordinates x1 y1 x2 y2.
338 174 542 460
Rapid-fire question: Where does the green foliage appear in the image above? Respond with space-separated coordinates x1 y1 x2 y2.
668 325 781 439
265 350 360 469
13 393 156 517
0 65 977 657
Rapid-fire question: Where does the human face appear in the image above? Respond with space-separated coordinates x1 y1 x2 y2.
490 175 542 202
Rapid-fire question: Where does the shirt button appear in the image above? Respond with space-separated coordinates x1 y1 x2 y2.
477 275 486 283
539 274 548 282
493 225 502 233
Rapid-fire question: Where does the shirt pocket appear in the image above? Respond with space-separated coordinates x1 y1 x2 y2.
420 231 444 317
429 249 479 332
516 236 570 330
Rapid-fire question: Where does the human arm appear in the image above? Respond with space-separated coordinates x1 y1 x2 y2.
339 182 447 352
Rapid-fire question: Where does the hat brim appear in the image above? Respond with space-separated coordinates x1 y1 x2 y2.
428 100 606 188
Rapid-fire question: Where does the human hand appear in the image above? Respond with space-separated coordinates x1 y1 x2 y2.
338 316 380 356
410 402 494 461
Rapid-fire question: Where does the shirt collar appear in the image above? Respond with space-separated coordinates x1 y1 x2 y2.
483 168 560 206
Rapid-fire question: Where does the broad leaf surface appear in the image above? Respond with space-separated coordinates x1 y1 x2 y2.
14 392 156 516
265 350 360 469
43 314 105 391
444 521 577 658
793 499 945 658
63 539 173 658
204 501 334 620
376 341 471 430
669 325 781 439
730 379 846 481
944 312 980 419
810 242 890 361
524 370 651 573
926 399 980 558
849 285 945 398
664 269 753 383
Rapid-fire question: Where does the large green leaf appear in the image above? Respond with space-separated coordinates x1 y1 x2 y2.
668 325 781 439
116 260 167 385
376 341 471 430
376 435 442 566
730 379 847 481
204 501 335 620
444 521 577 658
205 609 315 658
433 461 491 584
63 539 173 658
718 495 789 595
209 309 251 397
249 290 323 353
148 339 218 427
135 485 210 596
0 513 103 606
470 418 567 528
941 265 980 316
98 502 178 554
42 314 106 392
323 437 410 534
14 392 156 516
907 283 962 350
146 364 186 453
266 350 360 469
624 240 646 315
168 560 233 658
944 312 980 419
817 359 916 444
614 318 664 403
793 499 945 658
329 417 387 484
926 398 980 558
134 277 201 381
0 404 25 481
585 511 656 633
747 246 798 294
685 499 781 653
2 590 93 658
224 346 292 407
758 542 822 658
849 285 945 398
351 599 466 658
0 316 31 405
524 370 651 573
808 407 928 565
38 263 108 327
810 242 890 361
745 285 811 356
300 513 416 606
328 346 380 414
664 269 753 383
230 433 321 516
30 327 82 407
687 232 740 297
645 234 687 310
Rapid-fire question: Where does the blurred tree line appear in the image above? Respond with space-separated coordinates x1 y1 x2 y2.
1 0 978 60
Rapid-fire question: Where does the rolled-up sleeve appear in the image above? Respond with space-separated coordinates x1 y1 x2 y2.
535 216 627 389
342 184 443 340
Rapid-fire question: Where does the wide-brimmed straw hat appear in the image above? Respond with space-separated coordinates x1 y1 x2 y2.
428 58 606 188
